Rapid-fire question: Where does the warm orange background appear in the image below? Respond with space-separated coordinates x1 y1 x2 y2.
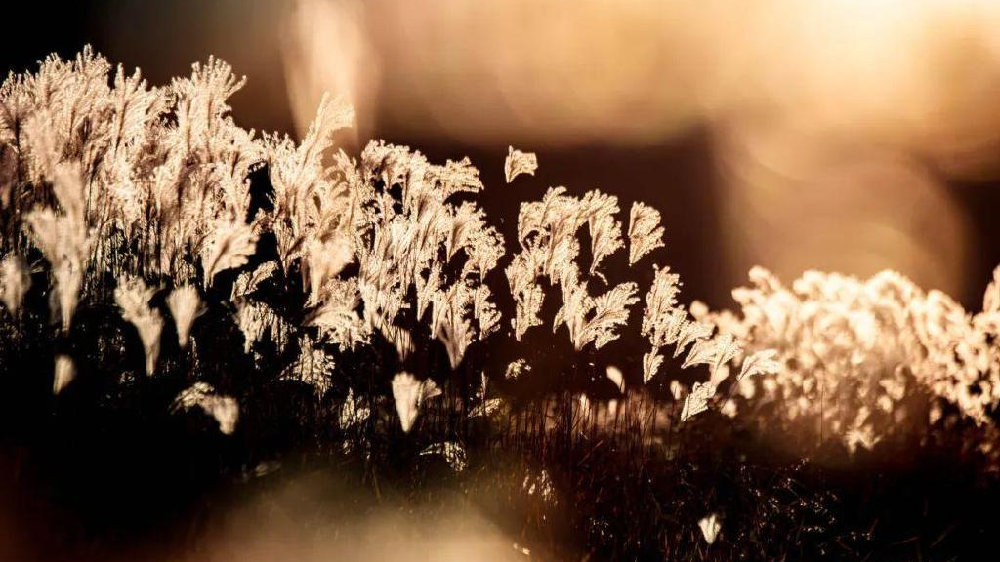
5 0 1000 308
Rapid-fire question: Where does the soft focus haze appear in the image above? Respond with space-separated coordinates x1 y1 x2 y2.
6 0 1000 303
4 4 1000 558
279 0 1000 299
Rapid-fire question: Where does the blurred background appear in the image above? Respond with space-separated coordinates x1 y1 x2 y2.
4 0 1000 307
7 3 1000 559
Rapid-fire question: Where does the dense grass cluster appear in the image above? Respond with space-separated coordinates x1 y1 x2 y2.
3 48 1000 560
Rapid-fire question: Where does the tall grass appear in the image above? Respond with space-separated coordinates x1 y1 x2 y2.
3 47 1000 560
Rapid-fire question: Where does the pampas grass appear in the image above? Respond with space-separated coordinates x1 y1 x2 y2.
3 47 1000 561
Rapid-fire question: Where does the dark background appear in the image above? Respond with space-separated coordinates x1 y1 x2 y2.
4 5 1000 560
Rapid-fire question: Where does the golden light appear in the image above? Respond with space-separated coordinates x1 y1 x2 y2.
280 0 1000 298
